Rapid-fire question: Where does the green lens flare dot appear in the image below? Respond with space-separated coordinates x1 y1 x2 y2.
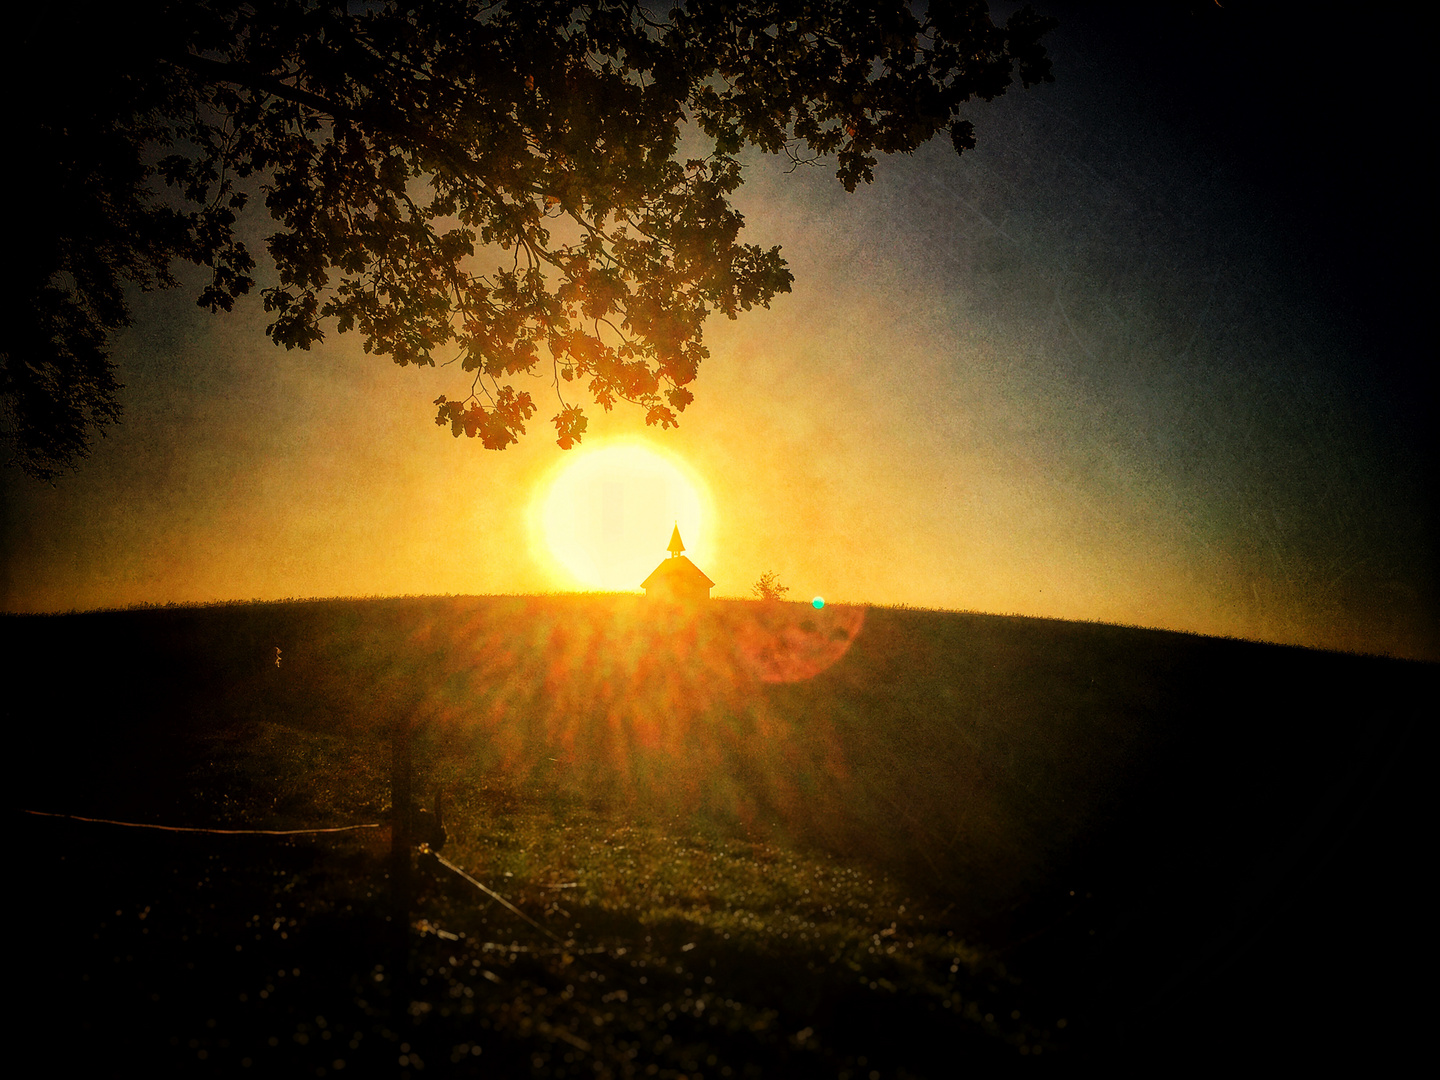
812 596 825 609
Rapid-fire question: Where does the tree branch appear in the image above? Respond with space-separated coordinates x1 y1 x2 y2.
165 52 363 123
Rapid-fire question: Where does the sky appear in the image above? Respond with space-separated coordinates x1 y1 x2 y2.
2 2 1433 660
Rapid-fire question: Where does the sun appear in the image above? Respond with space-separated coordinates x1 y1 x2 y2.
536 442 710 591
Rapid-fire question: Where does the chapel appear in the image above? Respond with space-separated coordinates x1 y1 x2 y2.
640 524 713 603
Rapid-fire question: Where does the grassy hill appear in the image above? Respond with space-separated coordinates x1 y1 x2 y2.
7 596 1431 1072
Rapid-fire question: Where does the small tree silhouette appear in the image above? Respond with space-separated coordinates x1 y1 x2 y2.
752 572 790 601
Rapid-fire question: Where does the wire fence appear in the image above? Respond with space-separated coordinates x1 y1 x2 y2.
22 808 381 835
20 805 572 952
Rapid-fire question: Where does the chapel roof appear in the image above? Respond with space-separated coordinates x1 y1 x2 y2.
641 554 714 590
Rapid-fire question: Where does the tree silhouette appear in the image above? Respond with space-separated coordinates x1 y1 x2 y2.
0 1 1054 480
752 571 791 601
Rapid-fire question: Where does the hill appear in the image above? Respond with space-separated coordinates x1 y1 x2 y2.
7 596 1431 1070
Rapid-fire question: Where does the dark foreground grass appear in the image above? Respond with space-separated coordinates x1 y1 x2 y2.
19 719 1041 1078
7 596 1433 1073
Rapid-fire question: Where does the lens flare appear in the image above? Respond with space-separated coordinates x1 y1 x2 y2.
260 596 870 854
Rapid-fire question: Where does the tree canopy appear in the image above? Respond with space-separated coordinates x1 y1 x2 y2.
0 1 1054 481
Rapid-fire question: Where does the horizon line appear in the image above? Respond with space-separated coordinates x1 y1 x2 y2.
0 591 1428 665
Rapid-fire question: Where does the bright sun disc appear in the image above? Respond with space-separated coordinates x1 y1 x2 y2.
537 443 709 591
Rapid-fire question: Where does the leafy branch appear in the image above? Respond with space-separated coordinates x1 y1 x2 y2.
1 0 1054 479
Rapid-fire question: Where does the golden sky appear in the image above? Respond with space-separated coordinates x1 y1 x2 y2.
2 16 1433 662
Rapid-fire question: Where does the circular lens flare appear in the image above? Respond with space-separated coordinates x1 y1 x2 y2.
537 443 708 591
812 596 825 609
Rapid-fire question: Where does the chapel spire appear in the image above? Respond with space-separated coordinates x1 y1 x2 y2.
667 522 685 557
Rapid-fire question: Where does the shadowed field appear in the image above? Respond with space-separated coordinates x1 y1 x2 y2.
7 596 1430 1073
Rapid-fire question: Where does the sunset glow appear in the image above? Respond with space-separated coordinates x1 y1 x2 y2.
1 11 1430 664
535 443 710 591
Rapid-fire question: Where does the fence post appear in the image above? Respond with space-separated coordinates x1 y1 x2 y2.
388 715 415 1010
